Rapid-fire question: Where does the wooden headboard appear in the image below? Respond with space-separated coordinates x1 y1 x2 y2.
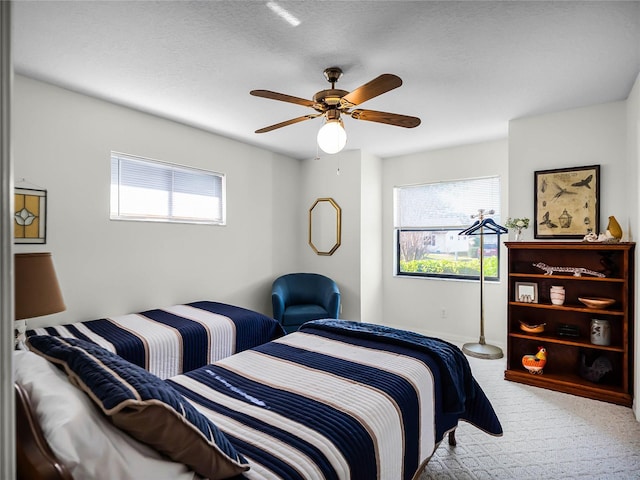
15 383 72 480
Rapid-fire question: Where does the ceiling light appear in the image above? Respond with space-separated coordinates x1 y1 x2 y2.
317 118 347 154
266 2 301 27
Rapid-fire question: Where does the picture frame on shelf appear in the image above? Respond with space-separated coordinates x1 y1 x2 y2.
515 282 538 303
534 164 600 239
14 187 47 244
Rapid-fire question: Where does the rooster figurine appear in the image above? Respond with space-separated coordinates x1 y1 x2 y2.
522 346 547 374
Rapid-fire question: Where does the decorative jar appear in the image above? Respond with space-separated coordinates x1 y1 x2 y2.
550 285 565 306
590 318 611 346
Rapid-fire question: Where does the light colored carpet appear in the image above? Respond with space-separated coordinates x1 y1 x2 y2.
420 354 640 479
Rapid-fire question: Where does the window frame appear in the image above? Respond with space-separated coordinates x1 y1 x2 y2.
110 152 226 226
394 176 502 281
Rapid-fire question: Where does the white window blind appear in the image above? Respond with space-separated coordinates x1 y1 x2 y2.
394 176 501 229
110 152 225 225
394 176 502 280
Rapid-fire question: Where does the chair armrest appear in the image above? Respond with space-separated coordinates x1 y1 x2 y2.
271 283 286 321
323 286 341 319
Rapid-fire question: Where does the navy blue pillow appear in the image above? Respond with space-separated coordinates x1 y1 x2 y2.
26 335 249 479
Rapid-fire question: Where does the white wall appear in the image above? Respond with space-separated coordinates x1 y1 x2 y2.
381 140 509 347
13 76 301 327
626 73 640 420
509 101 628 235
360 151 383 324
299 150 363 321
298 149 383 324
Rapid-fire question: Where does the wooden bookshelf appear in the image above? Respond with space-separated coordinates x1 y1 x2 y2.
505 241 634 406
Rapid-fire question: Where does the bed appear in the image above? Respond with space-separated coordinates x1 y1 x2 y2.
25 300 285 379
16 319 503 480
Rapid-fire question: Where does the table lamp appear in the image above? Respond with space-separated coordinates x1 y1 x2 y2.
14 252 66 346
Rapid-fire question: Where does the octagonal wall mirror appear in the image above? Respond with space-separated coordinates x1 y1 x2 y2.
308 197 342 256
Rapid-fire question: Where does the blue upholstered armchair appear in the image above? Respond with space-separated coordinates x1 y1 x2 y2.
271 273 341 334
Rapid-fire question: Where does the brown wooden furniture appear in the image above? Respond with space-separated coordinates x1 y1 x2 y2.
505 241 634 406
16 383 73 480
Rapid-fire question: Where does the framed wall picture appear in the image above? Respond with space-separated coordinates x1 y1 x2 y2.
515 282 538 303
534 165 600 239
14 187 47 244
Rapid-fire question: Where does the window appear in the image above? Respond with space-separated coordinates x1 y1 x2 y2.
110 152 225 225
394 176 501 280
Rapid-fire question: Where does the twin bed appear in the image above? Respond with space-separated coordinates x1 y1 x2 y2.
16 305 502 480
25 300 285 379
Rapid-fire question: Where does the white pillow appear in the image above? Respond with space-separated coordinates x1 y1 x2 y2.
13 349 199 480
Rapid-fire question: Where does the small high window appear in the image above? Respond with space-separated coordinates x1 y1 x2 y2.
110 152 225 225
394 176 501 280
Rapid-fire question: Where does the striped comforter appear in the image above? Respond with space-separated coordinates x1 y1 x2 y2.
167 320 502 480
26 301 284 379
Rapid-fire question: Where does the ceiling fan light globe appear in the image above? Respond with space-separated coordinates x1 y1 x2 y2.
317 120 347 154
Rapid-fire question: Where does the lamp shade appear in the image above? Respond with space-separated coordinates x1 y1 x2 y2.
317 119 347 154
15 252 66 320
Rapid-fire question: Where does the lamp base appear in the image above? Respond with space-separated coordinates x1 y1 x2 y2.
14 319 27 350
462 341 504 360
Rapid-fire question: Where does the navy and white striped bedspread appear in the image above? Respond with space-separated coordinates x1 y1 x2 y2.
167 323 502 480
26 301 284 379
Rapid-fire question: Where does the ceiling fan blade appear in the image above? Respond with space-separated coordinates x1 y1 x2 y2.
349 109 421 128
255 113 321 133
250 90 315 108
340 74 403 108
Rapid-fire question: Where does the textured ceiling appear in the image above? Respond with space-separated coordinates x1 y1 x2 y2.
11 1 640 160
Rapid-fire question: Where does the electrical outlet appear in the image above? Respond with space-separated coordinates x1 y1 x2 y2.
441 308 447 318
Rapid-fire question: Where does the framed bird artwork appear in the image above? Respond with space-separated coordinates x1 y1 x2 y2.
534 164 600 239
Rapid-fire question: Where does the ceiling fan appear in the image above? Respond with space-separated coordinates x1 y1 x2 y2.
250 67 421 154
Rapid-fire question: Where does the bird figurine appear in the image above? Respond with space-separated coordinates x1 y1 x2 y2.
522 346 547 374
607 215 623 241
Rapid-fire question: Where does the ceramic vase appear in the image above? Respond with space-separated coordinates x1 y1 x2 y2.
590 318 611 346
607 216 623 240
550 285 565 306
